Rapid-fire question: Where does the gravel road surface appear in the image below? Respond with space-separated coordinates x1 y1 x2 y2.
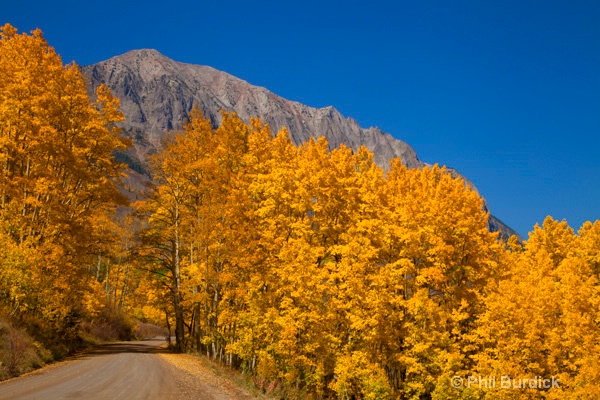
0 339 257 400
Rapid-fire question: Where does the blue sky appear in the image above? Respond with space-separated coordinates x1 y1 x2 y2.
2 0 599 237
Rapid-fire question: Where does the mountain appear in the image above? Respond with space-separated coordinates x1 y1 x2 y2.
82 49 421 170
81 49 518 239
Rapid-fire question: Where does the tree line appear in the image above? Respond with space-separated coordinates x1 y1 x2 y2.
140 109 600 399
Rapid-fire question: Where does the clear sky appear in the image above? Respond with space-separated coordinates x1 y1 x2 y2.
2 0 599 237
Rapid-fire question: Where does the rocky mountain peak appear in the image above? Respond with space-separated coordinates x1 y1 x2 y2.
82 50 423 170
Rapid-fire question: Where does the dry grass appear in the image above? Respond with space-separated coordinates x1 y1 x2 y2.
0 320 51 380
159 351 272 400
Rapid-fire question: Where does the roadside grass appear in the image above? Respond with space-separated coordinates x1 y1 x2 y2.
190 354 273 399
0 320 52 380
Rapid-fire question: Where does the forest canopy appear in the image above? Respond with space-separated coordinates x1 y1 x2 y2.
138 109 600 399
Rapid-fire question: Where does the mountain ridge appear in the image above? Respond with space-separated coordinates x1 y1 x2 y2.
81 49 519 239
83 49 423 169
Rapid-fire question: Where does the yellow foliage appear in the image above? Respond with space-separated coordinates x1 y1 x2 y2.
138 109 511 397
0 24 128 347
474 217 600 399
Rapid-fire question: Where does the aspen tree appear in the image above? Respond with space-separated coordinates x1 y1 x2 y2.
476 217 600 399
0 24 127 332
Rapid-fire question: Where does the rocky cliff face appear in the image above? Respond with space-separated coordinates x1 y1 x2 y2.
82 49 421 170
81 49 519 239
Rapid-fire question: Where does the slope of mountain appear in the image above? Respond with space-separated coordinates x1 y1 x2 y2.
81 49 519 239
82 49 421 170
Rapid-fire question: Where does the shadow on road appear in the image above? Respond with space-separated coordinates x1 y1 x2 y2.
73 338 170 359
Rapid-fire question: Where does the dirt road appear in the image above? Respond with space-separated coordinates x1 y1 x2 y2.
0 339 258 400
